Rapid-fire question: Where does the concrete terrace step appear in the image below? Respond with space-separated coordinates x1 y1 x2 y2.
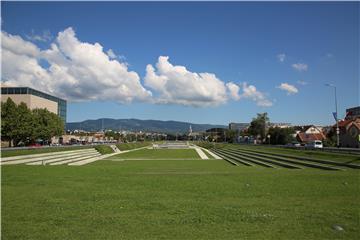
49 153 102 165
68 156 104 166
212 149 251 166
211 150 239 166
68 152 121 166
1 149 99 165
232 148 360 169
27 152 101 165
229 148 342 171
110 145 121 153
214 149 255 166
191 147 209 159
224 149 303 169
1 148 96 162
202 148 222 159
216 149 276 168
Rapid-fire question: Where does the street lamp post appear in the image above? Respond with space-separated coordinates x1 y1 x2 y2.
326 83 340 148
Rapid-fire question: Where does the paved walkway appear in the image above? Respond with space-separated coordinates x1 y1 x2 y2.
194 147 208 159
69 146 150 166
198 146 222 159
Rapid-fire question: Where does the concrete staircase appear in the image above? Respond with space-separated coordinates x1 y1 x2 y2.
1 148 101 166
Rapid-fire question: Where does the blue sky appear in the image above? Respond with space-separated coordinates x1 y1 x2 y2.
1 1 359 125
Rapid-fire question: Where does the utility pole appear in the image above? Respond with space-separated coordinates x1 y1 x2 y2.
326 84 340 147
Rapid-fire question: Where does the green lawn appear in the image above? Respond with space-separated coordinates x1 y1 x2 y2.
106 148 201 160
2 150 359 239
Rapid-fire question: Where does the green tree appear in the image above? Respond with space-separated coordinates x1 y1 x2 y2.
248 113 270 142
105 131 121 140
1 98 64 147
32 108 64 144
1 98 18 147
12 102 34 146
268 127 295 145
225 129 237 143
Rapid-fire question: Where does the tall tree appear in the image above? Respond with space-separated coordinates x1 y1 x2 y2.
268 127 295 145
1 99 64 146
225 129 237 143
248 112 270 142
32 108 64 144
1 98 18 147
12 102 34 146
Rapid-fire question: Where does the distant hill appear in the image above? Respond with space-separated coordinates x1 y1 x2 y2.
66 118 227 133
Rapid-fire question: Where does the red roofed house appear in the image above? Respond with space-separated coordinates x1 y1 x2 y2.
296 125 326 144
337 118 360 148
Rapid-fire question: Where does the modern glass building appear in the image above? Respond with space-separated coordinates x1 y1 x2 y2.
1 86 67 123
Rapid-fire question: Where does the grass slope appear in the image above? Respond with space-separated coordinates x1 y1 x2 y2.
2 160 359 239
116 142 151 151
107 148 201 160
197 142 360 164
230 144 360 164
94 145 114 155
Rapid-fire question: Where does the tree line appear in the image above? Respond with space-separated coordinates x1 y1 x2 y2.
1 98 64 147
248 112 295 145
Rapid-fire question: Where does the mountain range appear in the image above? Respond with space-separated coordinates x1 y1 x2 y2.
66 118 227 133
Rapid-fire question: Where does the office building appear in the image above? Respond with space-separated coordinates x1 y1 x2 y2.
1 86 66 122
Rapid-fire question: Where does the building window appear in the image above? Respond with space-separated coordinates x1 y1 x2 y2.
20 88 27 94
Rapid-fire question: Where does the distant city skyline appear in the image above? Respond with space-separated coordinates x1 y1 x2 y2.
1 2 359 125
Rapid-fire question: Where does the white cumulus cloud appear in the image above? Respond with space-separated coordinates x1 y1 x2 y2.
277 53 286 62
144 56 229 107
26 29 52 42
277 83 298 95
144 58 272 107
2 31 40 57
240 83 273 107
1 28 152 103
226 82 241 101
106 49 117 59
1 28 274 108
292 63 308 72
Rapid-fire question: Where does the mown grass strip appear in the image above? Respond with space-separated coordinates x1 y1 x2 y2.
230 148 341 171
232 147 360 169
109 148 201 160
216 149 276 168
228 144 360 164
